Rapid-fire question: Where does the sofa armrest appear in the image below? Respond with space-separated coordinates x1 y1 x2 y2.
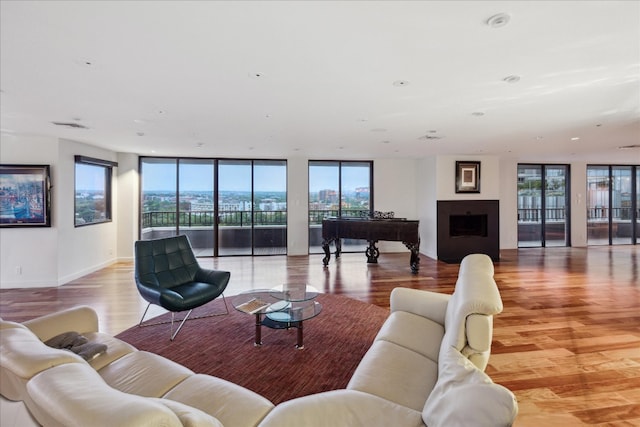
390 287 450 325
23 306 99 342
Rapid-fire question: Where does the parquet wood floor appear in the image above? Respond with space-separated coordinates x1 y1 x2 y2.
1 246 638 426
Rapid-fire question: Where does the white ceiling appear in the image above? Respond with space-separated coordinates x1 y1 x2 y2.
1 1 639 162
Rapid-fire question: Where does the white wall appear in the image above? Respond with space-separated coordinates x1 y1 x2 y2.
570 162 588 247
0 135 120 288
373 158 418 252
499 158 519 249
417 156 438 258
0 135 60 287
286 157 309 256
56 139 119 284
116 153 139 260
418 155 503 260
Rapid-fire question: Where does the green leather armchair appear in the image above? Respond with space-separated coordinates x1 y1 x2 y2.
134 235 230 340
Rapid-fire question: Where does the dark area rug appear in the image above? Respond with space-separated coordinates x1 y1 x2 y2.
115 293 389 404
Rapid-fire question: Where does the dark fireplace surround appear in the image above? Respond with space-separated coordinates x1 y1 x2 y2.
437 200 499 263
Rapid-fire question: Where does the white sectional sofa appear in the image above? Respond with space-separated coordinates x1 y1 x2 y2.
0 253 517 426
0 306 274 427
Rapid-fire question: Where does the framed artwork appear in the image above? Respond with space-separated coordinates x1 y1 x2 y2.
0 164 51 227
455 161 480 193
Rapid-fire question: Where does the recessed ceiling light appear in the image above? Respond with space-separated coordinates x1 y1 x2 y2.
75 58 95 67
571 137 580 141
486 13 510 28
503 75 520 83
472 112 485 116
419 134 444 141
393 80 409 87
381 140 391 144
137 132 145 137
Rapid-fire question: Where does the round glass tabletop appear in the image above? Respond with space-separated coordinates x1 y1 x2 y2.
269 284 319 302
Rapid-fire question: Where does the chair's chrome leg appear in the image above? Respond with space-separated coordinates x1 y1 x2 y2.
221 294 229 315
170 309 193 341
138 303 152 327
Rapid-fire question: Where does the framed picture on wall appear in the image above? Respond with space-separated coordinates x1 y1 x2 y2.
455 161 480 193
0 164 51 227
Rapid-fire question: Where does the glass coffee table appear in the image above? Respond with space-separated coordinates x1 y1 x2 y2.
232 284 322 349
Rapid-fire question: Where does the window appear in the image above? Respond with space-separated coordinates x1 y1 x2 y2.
140 157 287 256
308 160 373 253
587 165 639 245
517 164 570 247
74 156 117 226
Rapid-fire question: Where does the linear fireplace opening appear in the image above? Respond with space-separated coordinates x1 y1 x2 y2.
449 214 488 238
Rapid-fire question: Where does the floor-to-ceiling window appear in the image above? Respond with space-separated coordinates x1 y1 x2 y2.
308 160 373 253
140 157 286 256
517 164 570 247
587 165 638 245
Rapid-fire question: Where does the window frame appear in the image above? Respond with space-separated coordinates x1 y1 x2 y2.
74 155 117 227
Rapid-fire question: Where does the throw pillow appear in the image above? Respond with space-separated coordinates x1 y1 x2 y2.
422 346 518 427
44 331 107 361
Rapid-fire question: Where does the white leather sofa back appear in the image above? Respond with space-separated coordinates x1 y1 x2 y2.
442 253 503 370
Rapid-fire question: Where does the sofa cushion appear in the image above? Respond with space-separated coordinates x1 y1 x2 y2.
164 373 274 427
422 346 518 427
84 332 137 371
0 326 83 380
347 339 438 411
259 389 424 427
27 363 185 427
0 325 84 401
150 397 224 427
98 350 193 397
374 310 444 362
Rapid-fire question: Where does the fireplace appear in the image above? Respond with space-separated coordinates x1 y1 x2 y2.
437 200 499 263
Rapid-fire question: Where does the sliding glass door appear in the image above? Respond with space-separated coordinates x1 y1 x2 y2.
308 160 372 253
587 165 637 245
140 157 287 256
179 159 215 256
253 160 287 255
218 160 252 255
517 164 569 247
140 158 177 241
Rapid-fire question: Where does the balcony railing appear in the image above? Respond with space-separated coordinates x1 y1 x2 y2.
518 207 640 222
142 210 287 229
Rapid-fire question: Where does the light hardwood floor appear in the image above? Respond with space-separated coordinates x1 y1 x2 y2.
1 246 639 426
